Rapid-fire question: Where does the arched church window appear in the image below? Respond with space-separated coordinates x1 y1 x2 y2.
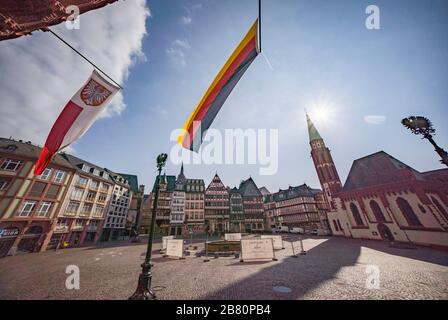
369 200 386 222
396 197 422 227
431 196 448 220
350 203 364 226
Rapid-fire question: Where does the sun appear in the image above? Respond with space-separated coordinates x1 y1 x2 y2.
307 100 337 125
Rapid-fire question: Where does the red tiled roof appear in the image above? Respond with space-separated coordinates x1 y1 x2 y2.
342 151 426 192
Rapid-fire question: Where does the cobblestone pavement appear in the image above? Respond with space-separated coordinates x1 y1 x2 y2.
0 236 447 300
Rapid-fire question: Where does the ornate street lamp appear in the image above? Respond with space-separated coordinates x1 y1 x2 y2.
402 116 448 167
129 153 168 300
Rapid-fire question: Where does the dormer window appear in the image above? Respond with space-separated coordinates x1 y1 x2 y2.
6 144 17 151
82 165 90 172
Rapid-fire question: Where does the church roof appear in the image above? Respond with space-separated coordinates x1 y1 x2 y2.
306 114 322 142
342 151 426 192
422 169 448 183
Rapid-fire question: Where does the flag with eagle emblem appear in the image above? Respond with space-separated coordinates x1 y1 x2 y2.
34 70 120 175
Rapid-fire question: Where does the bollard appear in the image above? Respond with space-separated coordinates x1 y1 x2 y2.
204 235 210 262
291 241 298 258
299 236 307 255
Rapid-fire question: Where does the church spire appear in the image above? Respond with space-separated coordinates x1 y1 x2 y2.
306 113 342 210
306 113 323 142
177 162 186 183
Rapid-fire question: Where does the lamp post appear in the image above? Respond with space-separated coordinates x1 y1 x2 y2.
129 153 168 300
131 185 145 243
402 116 448 167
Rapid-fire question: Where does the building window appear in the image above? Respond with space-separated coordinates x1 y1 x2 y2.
431 196 448 221
54 170 66 183
46 185 60 199
39 168 52 180
76 176 88 187
350 203 364 226
90 220 98 227
82 204 93 215
0 159 22 171
369 200 386 222
97 193 107 203
396 197 422 227
332 220 339 231
28 182 47 198
66 201 80 214
337 219 343 230
71 188 84 201
86 191 96 202
0 177 12 190
75 219 84 227
18 201 36 216
418 204 427 213
100 183 110 193
90 180 99 190
94 205 105 217
57 219 68 227
36 202 52 217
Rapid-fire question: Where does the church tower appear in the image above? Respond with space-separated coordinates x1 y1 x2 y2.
307 113 342 210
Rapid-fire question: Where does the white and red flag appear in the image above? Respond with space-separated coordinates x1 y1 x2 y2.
34 70 120 175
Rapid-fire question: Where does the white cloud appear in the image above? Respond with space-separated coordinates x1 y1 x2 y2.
364 115 387 125
152 105 168 116
180 3 203 25
173 39 191 50
181 16 192 25
166 39 191 67
0 0 150 145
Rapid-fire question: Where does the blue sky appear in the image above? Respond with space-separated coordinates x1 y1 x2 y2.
2 0 447 193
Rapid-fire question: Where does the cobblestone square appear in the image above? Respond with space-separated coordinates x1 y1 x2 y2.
0 236 447 300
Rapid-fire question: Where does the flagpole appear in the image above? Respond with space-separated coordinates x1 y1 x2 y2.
46 28 123 90
258 0 262 53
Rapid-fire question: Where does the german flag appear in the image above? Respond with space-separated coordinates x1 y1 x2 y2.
178 20 260 151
